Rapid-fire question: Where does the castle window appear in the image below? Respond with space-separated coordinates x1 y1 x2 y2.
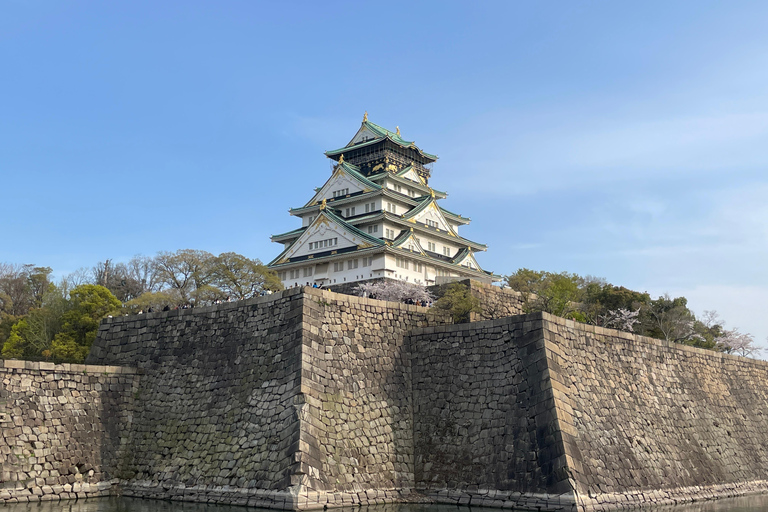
345 207 356 217
396 257 409 270
386 202 396 214
333 262 343 272
427 242 436 252
442 246 451 256
303 267 313 277
385 228 395 239
414 262 423 272
309 238 338 251
426 219 438 228
347 259 359 270
364 201 376 213
367 225 378 234
362 257 372 267
332 188 349 198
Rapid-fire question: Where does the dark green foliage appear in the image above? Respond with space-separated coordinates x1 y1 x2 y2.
434 283 481 323
505 268 729 352
1 249 284 362
50 285 121 363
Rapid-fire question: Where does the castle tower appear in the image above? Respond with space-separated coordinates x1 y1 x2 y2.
268 114 495 289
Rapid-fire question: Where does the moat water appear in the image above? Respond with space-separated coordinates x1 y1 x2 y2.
5 496 768 512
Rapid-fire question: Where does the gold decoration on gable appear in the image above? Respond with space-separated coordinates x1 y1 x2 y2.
357 242 374 249
338 154 344 164
372 163 384 172
386 164 398 172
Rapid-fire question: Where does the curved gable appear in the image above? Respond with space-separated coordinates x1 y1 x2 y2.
404 199 458 236
304 164 380 207
270 211 384 265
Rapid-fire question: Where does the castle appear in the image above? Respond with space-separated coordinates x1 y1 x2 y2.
268 114 495 289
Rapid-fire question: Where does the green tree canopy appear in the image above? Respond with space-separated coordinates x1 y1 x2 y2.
50 284 121 363
434 282 480 323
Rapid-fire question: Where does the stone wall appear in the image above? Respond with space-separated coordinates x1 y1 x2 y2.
0 360 139 504
409 316 576 510
543 314 768 510
85 287 452 509
5 287 768 511
408 313 768 511
86 288 307 508
295 288 452 507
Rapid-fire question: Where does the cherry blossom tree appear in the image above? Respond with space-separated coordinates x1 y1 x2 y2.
602 308 641 332
356 280 433 304
716 327 762 358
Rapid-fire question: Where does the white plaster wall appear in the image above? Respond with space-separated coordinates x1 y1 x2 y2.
279 254 385 288
278 251 476 289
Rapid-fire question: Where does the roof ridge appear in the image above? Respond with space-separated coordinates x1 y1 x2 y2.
340 161 382 191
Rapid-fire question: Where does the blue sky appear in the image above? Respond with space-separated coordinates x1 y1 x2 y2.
2 1 767 351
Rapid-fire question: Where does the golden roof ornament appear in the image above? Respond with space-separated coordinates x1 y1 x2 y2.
320 198 327 210
363 111 368 122
338 154 344 165
396 126 401 136
430 189 435 199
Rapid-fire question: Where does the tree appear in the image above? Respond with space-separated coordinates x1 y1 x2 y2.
602 308 641 332
642 294 700 344
356 280 433 304
0 263 51 317
1 284 69 360
580 284 650 326
59 267 93 298
27 266 54 309
93 256 161 302
155 249 215 304
434 282 480 323
505 269 582 317
210 252 283 300
716 328 761 358
535 272 582 317
122 291 177 314
50 285 121 363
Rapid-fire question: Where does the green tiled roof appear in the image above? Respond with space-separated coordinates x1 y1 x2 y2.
322 208 386 247
271 226 307 241
268 209 385 267
325 120 438 161
339 161 382 191
362 120 420 148
401 196 441 223
451 247 471 264
439 205 467 221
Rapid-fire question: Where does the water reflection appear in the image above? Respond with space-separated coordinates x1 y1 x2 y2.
5 495 768 512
